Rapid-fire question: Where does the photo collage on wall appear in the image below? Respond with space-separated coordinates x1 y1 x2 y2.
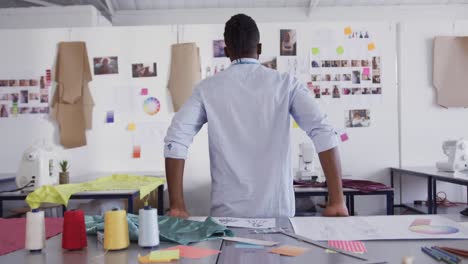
0 69 51 118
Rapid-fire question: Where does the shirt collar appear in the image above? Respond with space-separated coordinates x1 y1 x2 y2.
231 58 260 65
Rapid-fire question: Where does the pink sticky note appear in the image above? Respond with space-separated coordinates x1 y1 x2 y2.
363 68 370 75
163 245 220 259
141 88 148 95
340 133 349 142
328 241 367 253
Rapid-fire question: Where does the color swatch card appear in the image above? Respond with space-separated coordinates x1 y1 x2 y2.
163 245 219 259
328 240 367 254
269 245 309 257
133 146 141 159
149 249 180 261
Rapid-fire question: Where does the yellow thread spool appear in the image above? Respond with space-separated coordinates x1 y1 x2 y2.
104 209 129 250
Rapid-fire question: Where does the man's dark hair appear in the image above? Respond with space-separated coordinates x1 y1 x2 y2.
224 14 260 59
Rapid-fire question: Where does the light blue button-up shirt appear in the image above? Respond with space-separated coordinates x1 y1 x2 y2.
164 58 338 218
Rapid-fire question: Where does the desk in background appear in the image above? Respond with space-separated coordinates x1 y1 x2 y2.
391 167 468 214
0 215 467 263
295 187 394 216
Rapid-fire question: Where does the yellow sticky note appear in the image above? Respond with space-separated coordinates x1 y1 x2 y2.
336 46 344 55
149 249 180 262
311 47 320 55
292 121 299 128
344 26 352 35
127 123 136 131
368 42 376 51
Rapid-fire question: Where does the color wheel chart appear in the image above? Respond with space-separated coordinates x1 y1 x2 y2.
409 219 459 235
143 97 160 115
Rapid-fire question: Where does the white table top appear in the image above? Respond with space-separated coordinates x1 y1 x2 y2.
294 187 393 193
392 166 468 180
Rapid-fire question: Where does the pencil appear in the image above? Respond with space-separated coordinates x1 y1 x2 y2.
432 247 461 263
429 249 459 264
421 247 441 261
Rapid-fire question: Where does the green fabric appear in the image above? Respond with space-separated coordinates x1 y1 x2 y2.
85 214 234 245
26 174 165 209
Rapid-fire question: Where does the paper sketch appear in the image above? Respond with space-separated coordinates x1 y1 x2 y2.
189 217 276 229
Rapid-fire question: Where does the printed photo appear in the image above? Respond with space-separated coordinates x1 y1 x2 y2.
345 109 371 128
19 107 30 114
341 60 349 67
352 70 361 84
362 88 371 95
0 80 8 87
332 60 341 67
351 88 362 95
93 56 119 75
29 93 39 101
351 60 361 67
19 80 29 86
30 107 40 114
0 94 8 100
342 88 351 95
132 63 157 78
371 87 382 94
29 79 38 86
10 93 19 103
313 86 321 99
280 29 297 56
213 40 226 58
20 90 28 104
307 82 314 92
260 57 277 70
323 60 332 67
40 77 45 89
9 80 18 87
311 74 320 82
332 86 341 98
0 104 9 118
321 88 331 96
373 70 381 84
342 74 351 81
323 74 331 82
333 74 341 81
40 94 49 103
372 56 381 70
39 107 49 114
362 71 371 81
311 60 320 68
361 60 370 67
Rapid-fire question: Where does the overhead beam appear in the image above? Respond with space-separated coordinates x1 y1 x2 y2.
308 0 321 17
18 0 59 6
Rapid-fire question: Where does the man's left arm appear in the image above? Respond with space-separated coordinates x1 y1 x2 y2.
289 79 348 217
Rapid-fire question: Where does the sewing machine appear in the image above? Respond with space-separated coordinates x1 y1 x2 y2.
436 139 468 176
296 143 318 182
16 142 59 191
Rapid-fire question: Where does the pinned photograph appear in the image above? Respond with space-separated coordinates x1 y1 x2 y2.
351 88 362 95
372 56 381 70
19 107 30 114
29 93 39 101
341 60 349 67
39 107 49 114
40 93 49 103
342 74 351 81
351 60 361 67
311 60 320 68
20 90 28 104
372 70 381 84
0 104 8 118
10 93 19 103
306 82 314 92
30 107 40 114
93 56 119 75
372 87 382 94
332 60 341 67
0 94 8 100
311 74 321 82
280 29 297 56
362 71 371 81
313 86 321 99
342 88 351 95
29 79 38 86
352 70 361 84
132 63 157 78
19 80 29 86
9 80 18 87
213 40 226 58
361 60 370 67
362 88 371 95
332 86 341 98
0 80 8 87
260 57 277 70
321 88 331 96
333 74 341 81
323 74 331 82
345 109 371 128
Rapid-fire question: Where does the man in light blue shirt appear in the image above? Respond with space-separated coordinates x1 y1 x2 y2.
164 14 348 218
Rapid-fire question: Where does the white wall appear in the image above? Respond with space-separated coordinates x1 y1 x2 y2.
0 5 111 29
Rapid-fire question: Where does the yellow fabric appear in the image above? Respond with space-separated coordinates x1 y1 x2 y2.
26 174 166 209
138 249 180 263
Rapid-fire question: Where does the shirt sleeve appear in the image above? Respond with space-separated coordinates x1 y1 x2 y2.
289 77 339 153
164 87 207 159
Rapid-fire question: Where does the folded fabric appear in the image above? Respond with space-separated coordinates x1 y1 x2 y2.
0 217 63 256
85 214 233 245
294 179 391 193
26 174 166 209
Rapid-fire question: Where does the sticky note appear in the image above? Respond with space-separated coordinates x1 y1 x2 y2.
292 121 299 128
336 46 344 55
163 245 219 259
133 146 141 159
235 242 265 249
328 240 367 254
363 68 370 75
325 249 337 254
344 26 352 35
311 47 320 55
106 111 114 123
340 133 349 142
127 123 136 131
368 42 376 51
141 88 148 95
149 249 180 262
270 245 309 257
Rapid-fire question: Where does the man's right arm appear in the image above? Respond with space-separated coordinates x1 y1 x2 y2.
164 87 207 218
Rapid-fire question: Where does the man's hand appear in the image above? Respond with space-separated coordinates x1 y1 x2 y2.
167 208 190 219
322 202 349 217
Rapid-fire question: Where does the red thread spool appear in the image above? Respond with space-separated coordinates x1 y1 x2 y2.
62 209 87 250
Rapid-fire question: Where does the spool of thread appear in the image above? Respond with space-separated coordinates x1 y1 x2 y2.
104 208 129 250
138 205 159 248
25 209 45 252
62 209 87 250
